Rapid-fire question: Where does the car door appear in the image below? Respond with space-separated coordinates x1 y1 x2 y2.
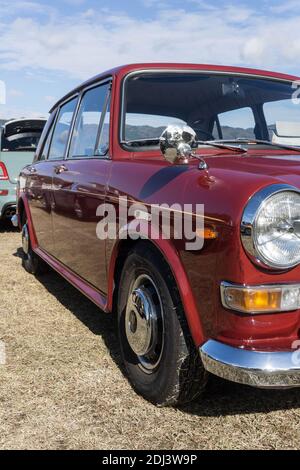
51 80 112 294
28 97 79 256
42 96 78 259
24 111 57 254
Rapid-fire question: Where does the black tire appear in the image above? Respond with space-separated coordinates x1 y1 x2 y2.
117 243 207 406
21 213 45 275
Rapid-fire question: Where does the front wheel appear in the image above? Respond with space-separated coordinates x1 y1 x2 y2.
117 243 207 406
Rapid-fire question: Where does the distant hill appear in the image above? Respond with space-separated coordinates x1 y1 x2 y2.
125 124 256 141
124 124 279 141
125 125 166 140
220 126 255 140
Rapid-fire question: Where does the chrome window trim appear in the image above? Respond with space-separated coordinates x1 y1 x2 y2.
34 110 57 163
119 69 296 149
94 91 111 157
43 110 60 161
62 156 111 161
240 183 300 270
63 93 82 161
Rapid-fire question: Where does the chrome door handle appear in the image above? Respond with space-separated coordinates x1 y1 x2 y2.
54 164 68 174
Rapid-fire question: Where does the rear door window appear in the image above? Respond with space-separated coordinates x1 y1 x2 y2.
48 97 78 160
39 125 54 161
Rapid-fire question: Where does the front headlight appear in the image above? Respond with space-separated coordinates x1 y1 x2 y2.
241 184 300 269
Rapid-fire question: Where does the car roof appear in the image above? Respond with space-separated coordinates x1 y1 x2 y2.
50 63 300 112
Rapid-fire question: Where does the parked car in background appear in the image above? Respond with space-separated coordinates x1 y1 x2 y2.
0 118 46 222
14 63 300 406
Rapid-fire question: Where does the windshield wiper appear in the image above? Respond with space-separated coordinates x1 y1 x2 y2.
196 140 247 154
122 138 247 154
213 138 300 154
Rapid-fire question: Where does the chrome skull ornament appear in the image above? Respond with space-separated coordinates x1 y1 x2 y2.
160 124 197 164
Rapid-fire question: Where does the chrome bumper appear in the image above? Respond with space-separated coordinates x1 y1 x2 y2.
200 340 300 388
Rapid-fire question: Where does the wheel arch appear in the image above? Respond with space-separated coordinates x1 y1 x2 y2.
107 234 205 347
18 197 25 225
17 195 38 249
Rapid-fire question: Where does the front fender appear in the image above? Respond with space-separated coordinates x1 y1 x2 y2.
107 219 205 347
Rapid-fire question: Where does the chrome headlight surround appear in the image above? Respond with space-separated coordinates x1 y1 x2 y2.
241 184 300 270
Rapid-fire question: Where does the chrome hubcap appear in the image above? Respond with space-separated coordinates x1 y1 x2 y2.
125 274 164 371
22 223 29 255
126 287 158 356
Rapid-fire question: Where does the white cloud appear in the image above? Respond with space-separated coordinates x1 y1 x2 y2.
45 95 57 103
0 2 299 82
270 0 300 14
0 105 48 120
142 0 170 8
63 0 86 5
222 5 254 22
0 1 55 18
8 88 23 97
82 8 95 18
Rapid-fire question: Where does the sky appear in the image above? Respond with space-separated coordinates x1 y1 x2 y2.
0 0 300 119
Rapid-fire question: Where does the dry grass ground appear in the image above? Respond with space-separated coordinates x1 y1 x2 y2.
1 221 300 450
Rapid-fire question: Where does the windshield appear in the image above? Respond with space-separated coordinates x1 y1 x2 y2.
122 72 300 150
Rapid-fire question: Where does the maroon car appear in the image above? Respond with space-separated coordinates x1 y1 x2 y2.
14 63 300 405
